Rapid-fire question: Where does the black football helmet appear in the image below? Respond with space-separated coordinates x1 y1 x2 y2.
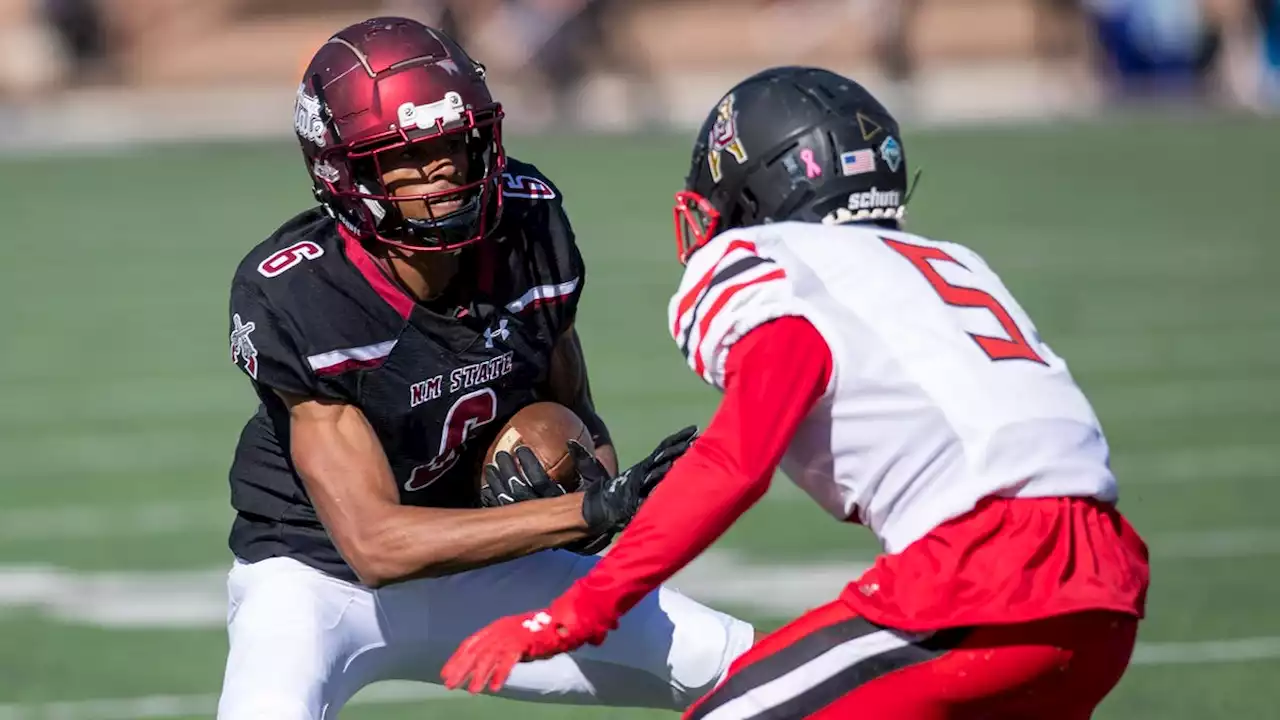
674 66 914 263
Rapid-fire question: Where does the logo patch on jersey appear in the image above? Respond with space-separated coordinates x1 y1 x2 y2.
501 173 557 200
839 149 877 177
294 84 327 147
707 93 748 183
484 318 510 349
879 136 903 173
230 313 259 379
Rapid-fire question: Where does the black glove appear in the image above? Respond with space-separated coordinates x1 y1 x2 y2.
579 425 698 534
479 446 567 508
480 445 614 556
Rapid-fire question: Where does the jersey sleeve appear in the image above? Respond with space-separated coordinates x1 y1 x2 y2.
228 279 346 401
504 161 585 339
544 203 585 334
667 236 815 389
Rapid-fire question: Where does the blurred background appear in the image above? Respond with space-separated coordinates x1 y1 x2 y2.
2 0 1280 141
1 1 1278 719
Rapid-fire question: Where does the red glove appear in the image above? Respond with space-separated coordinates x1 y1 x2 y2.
441 586 614 694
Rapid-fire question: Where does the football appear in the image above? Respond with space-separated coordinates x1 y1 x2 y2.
481 402 594 493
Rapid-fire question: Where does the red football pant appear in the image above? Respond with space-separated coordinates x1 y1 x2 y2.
684 600 1138 720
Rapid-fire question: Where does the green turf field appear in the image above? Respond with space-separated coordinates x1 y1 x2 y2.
1 113 1278 718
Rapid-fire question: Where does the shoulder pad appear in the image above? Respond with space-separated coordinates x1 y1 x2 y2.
229 208 404 395
668 234 806 388
232 208 336 289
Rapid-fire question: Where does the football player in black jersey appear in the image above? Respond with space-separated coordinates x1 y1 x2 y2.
219 17 755 720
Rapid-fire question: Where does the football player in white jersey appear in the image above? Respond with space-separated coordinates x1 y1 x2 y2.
443 67 1151 719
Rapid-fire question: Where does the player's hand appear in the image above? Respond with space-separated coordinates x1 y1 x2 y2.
478 446 628 557
479 446 567 508
579 425 697 534
441 590 611 695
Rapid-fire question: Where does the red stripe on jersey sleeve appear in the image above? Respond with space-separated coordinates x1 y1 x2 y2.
692 268 788 377
671 239 758 337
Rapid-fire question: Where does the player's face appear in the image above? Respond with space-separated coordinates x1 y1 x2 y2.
377 133 471 221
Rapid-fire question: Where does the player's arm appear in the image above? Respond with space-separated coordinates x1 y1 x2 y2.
283 391 596 587
442 316 834 691
544 326 618 475
563 315 833 624
536 183 619 475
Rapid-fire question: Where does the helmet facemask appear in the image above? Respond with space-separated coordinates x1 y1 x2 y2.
314 97 506 253
672 190 723 265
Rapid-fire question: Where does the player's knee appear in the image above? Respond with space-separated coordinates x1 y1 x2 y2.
216 695 315 720
656 587 756 706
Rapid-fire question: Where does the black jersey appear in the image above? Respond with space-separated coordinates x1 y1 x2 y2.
226 159 583 581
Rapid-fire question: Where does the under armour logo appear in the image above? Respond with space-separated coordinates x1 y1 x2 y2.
606 472 628 495
522 611 552 633
484 318 510 349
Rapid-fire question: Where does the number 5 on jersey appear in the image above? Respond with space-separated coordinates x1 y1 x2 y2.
883 237 1047 365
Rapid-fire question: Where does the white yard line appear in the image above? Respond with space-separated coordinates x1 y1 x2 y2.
0 530 1277 631
0 547 1276 718
0 637 1276 719
1130 636 1280 666
0 681 459 720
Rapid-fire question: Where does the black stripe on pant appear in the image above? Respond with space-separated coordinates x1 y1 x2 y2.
689 617 970 720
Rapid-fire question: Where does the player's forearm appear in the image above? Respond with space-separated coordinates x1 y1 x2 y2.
574 439 772 621
289 397 594 588
572 317 835 620
357 495 592 585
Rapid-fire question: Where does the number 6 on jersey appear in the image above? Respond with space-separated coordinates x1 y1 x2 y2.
258 240 325 278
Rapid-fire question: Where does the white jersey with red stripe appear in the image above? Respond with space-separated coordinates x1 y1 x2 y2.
668 222 1117 553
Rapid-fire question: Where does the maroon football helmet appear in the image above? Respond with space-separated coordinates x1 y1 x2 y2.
295 18 505 251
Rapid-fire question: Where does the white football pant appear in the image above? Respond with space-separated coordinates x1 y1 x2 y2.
217 551 755 719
